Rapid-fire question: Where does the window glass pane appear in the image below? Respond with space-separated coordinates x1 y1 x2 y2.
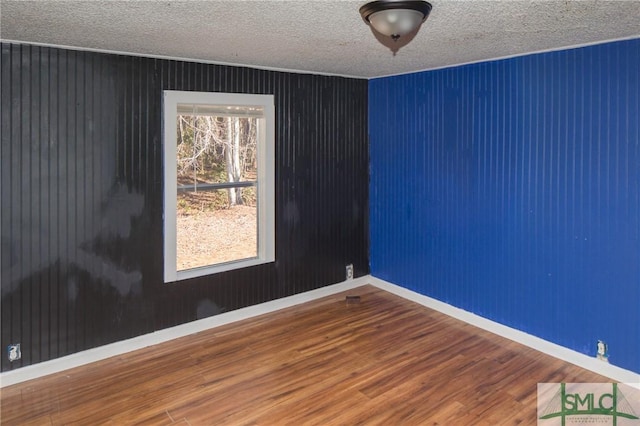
176 113 259 186
176 189 257 271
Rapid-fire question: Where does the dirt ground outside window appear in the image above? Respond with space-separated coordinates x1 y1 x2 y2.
177 195 257 271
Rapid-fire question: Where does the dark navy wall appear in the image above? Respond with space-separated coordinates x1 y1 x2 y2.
369 39 640 373
1 43 369 371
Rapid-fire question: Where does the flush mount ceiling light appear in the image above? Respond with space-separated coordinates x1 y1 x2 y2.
359 0 432 43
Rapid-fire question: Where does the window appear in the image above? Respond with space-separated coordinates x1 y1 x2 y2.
164 91 275 282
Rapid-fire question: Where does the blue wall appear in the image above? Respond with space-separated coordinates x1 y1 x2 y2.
369 39 640 373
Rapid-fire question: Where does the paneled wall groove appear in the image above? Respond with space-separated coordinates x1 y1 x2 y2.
369 38 640 374
1 42 369 371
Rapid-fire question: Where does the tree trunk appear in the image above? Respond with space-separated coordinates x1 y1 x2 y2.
226 117 236 206
232 118 243 205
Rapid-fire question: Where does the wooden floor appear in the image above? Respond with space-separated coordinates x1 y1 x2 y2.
1 285 608 425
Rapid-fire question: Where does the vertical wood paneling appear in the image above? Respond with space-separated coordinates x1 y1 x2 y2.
369 38 640 373
1 42 369 371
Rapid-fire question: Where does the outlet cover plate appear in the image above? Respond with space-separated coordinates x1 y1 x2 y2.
346 264 354 280
8 344 21 362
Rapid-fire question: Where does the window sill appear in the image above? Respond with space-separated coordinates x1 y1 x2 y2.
165 256 275 283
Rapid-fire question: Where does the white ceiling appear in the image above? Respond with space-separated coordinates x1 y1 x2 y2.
1 0 639 79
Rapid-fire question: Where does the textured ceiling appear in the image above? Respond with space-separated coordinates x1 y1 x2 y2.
1 0 639 78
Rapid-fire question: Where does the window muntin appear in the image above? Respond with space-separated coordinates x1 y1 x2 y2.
164 91 275 283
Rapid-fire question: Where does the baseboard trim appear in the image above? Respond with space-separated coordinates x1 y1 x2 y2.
0 276 368 387
369 276 640 387
3 275 638 388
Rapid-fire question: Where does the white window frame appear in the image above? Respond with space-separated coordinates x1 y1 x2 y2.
163 90 275 283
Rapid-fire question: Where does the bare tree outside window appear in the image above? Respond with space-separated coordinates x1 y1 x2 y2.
175 110 260 270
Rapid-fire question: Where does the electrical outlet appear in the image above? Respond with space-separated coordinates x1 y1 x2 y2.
8 344 21 362
346 264 354 280
596 340 609 363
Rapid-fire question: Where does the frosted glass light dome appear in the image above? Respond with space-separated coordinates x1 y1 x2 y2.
368 9 424 38
359 0 432 42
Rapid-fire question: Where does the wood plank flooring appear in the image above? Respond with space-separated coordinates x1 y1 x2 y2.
0 285 609 425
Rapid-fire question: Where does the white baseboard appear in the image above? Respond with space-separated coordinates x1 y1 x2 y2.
0 276 368 387
3 275 638 388
368 276 640 387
